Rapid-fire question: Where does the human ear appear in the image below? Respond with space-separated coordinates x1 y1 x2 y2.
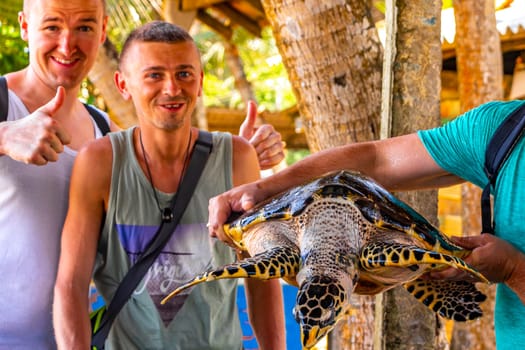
114 71 131 100
18 11 29 42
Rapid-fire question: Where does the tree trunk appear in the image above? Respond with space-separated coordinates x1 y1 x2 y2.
451 0 502 348
378 1 447 349
88 39 138 128
223 40 266 127
261 0 383 153
224 41 257 106
260 0 382 348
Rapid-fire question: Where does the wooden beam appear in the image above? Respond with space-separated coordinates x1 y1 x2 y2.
181 0 226 11
197 9 233 39
230 0 268 27
206 105 307 148
240 0 265 15
212 3 262 37
443 27 525 60
164 0 196 30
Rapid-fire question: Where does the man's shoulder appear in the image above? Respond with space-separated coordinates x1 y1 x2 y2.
470 100 525 120
230 133 251 151
78 132 113 163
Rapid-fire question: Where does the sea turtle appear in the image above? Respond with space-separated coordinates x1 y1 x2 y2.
162 170 488 349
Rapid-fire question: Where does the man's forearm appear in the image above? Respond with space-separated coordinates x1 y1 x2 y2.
244 279 286 350
256 144 354 200
53 286 92 350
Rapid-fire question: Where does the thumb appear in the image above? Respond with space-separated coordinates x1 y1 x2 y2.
240 193 256 212
238 100 257 140
450 234 486 250
39 86 65 117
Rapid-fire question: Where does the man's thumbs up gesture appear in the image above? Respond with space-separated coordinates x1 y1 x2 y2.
0 87 71 165
238 100 285 170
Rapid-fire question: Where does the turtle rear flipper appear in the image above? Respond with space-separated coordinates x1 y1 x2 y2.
404 279 487 321
161 246 300 305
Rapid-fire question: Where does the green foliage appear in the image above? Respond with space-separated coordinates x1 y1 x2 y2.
0 11 296 116
0 22 28 75
286 149 310 166
234 27 296 112
195 25 296 112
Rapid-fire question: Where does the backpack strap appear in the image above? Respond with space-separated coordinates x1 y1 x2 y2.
0 77 109 137
0 76 9 122
84 104 111 136
481 102 525 234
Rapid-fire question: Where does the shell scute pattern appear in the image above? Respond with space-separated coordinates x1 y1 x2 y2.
162 170 488 349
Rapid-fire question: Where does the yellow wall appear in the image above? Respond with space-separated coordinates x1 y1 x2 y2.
438 185 463 236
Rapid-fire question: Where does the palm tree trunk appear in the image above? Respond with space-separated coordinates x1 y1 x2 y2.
378 1 447 349
452 0 501 347
88 39 137 128
261 0 383 153
260 0 383 348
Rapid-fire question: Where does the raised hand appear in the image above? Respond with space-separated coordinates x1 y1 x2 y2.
239 100 285 170
0 87 71 165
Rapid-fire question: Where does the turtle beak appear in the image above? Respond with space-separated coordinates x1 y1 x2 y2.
300 324 329 349
293 275 349 349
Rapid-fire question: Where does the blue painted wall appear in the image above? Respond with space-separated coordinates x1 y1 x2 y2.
237 284 301 350
90 284 301 349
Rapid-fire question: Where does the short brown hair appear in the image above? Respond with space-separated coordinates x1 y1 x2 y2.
118 21 195 70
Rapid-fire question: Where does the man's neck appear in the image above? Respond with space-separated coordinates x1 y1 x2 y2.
8 67 82 114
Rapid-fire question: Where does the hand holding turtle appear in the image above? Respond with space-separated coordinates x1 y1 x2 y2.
429 234 525 304
208 180 260 245
0 87 71 165
239 100 285 170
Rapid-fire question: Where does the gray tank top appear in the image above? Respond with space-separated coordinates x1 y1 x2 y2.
94 127 242 350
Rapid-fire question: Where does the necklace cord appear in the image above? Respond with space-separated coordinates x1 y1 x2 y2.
139 129 193 222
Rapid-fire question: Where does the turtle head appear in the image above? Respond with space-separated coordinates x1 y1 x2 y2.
293 275 352 349
293 250 358 348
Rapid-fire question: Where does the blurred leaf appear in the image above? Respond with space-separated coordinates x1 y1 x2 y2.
0 22 28 74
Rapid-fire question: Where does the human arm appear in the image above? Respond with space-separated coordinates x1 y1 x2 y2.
0 87 71 164
231 135 286 349
239 100 285 170
429 234 525 305
53 138 112 349
209 132 464 242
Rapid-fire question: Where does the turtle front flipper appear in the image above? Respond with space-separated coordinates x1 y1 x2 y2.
161 246 300 305
404 279 487 321
360 241 489 284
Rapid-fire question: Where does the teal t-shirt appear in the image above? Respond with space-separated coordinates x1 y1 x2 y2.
418 100 525 350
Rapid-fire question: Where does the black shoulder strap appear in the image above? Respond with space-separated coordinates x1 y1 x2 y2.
0 79 110 136
91 130 213 349
0 76 9 122
84 104 111 136
481 102 525 234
